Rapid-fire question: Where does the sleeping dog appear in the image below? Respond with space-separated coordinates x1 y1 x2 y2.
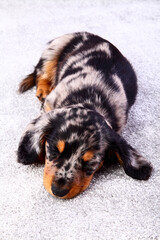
18 32 152 199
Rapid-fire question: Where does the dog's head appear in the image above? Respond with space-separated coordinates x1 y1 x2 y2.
17 106 152 199
43 107 109 198
18 107 110 198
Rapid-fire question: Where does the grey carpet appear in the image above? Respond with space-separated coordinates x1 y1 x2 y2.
0 0 160 239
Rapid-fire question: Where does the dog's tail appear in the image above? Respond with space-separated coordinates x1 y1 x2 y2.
18 71 36 93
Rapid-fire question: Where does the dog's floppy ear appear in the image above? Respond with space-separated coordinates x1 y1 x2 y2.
104 124 152 180
17 112 53 165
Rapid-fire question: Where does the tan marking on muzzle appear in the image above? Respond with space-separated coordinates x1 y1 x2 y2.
60 173 94 199
79 173 94 194
43 159 56 195
43 159 95 199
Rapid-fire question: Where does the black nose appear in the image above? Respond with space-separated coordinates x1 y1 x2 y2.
51 184 69 197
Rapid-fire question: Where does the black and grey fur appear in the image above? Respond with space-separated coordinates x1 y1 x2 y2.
18 32 152 198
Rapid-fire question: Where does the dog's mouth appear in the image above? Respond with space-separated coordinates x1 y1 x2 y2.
43 159 98 199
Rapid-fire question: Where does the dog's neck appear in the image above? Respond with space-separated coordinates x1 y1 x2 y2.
60 103 113 130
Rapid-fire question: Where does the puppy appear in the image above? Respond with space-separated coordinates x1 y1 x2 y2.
18 32 152 199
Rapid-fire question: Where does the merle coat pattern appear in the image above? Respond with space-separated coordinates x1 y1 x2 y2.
18 32 152 199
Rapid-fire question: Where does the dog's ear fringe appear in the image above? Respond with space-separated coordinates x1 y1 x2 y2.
17 130 40 165
17 114 51 165
104 126 152 180
19 72 36 93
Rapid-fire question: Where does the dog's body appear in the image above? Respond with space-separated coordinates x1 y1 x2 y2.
18 32 152 199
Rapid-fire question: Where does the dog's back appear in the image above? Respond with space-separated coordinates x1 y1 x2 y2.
41 32 137 132
19 32 138 132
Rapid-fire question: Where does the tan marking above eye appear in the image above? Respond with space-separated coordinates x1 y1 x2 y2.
82 150 94 162
57 140 65 153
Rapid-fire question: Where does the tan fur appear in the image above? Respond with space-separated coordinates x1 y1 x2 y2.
57 140 65 153
44 102 52 112
115 152 123 165
43 162 94 199
36 59 58 101
63 173 94 199
43 140 95 199
43 159 56 196
82 150 94 161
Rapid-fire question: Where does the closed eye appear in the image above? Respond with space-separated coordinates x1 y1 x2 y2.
89 161 98 167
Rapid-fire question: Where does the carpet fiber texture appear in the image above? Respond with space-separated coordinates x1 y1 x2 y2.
0 0 160 239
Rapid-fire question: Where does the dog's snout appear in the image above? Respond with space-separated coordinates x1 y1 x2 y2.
51 184 69 197
57 178 66 186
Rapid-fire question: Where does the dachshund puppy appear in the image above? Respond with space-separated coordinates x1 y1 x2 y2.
18 32 152 199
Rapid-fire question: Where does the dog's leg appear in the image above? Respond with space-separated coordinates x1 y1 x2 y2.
36 60 57 101
19 33 75 101
36 34 75 102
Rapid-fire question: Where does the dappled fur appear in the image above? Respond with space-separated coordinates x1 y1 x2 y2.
18 32 152 199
